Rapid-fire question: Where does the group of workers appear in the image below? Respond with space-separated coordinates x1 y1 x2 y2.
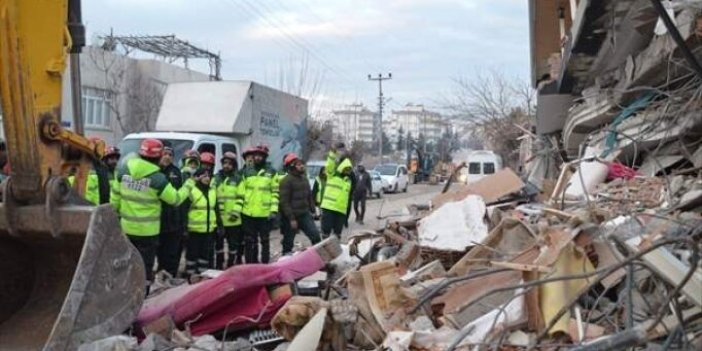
71 138 364 291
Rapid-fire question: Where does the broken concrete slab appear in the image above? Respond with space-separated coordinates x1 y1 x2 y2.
418 195 488 252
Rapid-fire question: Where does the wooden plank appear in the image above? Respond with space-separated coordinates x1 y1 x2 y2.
524 270 545 332
431 168 525 209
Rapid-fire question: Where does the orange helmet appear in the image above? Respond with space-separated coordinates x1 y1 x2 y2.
139 139 163 158
200 152 216 165
283 153 300 167
103 146 121 159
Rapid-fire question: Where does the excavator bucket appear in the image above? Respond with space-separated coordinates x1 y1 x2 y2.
0 201 145 350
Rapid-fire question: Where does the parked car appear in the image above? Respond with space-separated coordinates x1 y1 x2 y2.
369 171 387 198
374 164 409 193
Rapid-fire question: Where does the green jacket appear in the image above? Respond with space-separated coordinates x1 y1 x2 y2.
213 171 242 227
187 185 217 233
320 151 352 215
112 157 193 236
234 164 279 218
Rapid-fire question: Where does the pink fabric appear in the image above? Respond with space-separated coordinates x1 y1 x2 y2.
607 162 638 180
135 247 324 334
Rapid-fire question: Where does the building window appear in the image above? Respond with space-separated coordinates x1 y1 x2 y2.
81 87 112 128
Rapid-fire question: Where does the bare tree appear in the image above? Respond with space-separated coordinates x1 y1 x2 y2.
445 69 535 169
87 48 163 136
267 54 326 118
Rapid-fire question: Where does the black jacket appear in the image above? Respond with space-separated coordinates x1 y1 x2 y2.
353 171 372 199
160 164 185 232
279 171 315 220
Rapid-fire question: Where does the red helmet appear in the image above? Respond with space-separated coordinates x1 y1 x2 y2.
221 151 237 163
103 146 121 159
243 146 266 158
139 138 163 158
200 152 216 165
283 152 300 167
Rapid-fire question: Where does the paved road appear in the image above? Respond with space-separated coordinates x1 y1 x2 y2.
269 183 443 258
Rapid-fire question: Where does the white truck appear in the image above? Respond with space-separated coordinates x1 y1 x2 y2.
457 150 503 184
119 81 308 172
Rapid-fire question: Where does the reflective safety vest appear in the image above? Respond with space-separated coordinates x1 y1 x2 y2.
214 172 242 227
321 153 352 214
314 176 325 205
112 157 193 236
234 166 279 218
187 186 217 233
85 172 100 205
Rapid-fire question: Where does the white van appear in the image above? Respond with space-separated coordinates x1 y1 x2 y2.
119 132 242 173
458 150 503 184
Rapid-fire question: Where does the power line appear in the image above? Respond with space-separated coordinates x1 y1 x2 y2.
228 0 360 90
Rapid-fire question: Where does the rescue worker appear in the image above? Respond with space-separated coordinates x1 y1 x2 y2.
184 167 218 278
111 138 194 292
213 151 243 268
311 166 326 219
200 152 216 174
157 145 186 277
320 143 353 238
85 146 120 205
279 153 321 255
234 145 279 264
181 149 201 180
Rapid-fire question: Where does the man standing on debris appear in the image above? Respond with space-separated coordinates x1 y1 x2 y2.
112 138 193 293
157 145 186 278
234 145 279 263
213 151 243 268
184 167 218 278
279 153 321 255
320 143 353 238
353 164 372 225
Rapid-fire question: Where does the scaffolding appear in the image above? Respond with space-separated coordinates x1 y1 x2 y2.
100 34 222 80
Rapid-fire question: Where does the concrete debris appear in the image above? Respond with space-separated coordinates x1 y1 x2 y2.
418 195 488 252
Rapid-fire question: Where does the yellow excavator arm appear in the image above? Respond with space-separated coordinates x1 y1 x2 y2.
0 1 145 349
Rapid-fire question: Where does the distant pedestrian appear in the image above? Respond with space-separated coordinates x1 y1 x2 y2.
279 153 321 255
353 165 372 225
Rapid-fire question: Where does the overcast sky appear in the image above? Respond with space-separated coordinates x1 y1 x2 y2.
84 0 530 116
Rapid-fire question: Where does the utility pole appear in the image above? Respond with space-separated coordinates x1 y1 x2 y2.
368 73 392 162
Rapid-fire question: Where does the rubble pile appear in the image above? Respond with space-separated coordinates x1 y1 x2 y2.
268 166 702 350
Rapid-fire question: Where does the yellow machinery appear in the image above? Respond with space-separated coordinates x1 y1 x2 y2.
0 0 144 349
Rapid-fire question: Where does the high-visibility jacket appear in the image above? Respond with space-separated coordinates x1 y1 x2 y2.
234 165 279 218
187 185 217 233
320 151 352 215
214 171 242 227
313 176 325 206
85 172 100 205
112 157 193 236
